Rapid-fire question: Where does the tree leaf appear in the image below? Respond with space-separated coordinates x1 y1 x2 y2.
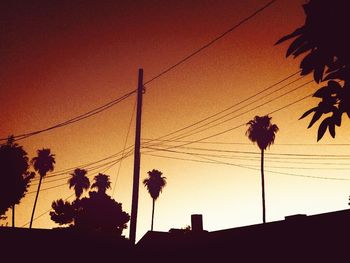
313 64 325 83
308 110 322 128
317 118 330 141
300 52 317 76
327 80 342 91
275 27 304 45
331 107 342 127
313 81 341 98
286 36 306 57
293 42 313 57
328 122 336 138
313 86 330 98
299 107 317 119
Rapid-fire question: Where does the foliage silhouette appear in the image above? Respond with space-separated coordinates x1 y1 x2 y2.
246 115 278 223
143 169 167 231
0 137 34 226
50 199 75 226
50 172 130 235
30 148 55 228
68 168 90 199
75 191 130 234
91 173 111 194
276 0 350 140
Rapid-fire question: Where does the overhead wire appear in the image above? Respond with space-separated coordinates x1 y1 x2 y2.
143 0 277 86
141 138 350 146
29 149 135 187
143 152 350 181
142 91 314 153
112 98 137 197
143 146 350 158
162 80 314 141
30 144 135 182
142 71 302 148
0 90 136 143
2 0 278 145
20 192 76 227
143 148 350 166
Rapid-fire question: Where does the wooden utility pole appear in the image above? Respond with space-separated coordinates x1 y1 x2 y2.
129 68 143 244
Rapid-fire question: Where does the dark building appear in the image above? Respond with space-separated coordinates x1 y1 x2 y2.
137 209 350 262
2 209 350 262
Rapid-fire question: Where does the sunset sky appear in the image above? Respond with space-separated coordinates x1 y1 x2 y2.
1 0 350 241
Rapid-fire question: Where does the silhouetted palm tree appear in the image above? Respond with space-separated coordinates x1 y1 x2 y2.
0 136 33 227
91 173 111 194
30 148 55 228
143 169 166 231
68 168 90 199
246 115 278 223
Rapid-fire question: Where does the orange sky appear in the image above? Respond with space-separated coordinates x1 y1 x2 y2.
1 0 350 241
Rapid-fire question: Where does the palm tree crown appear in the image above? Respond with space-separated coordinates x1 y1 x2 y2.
31 148 55 177
91 173 111 194
246 115 279 150
68 168 90 199
143 169 166 201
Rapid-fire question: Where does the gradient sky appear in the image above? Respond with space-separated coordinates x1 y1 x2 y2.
1 0 350 241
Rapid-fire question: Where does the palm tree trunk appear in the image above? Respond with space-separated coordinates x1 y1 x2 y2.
30 175 43 228
261 149 266 223
12 205 15 227
151 198 155 231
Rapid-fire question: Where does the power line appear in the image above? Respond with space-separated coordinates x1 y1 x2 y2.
143 0 277 86
143 92 313 153
141 138 350 146
22 150 135 226
31 144 135 181
27 163 114 194
2 1 277 145
22 147 136 226
143 71 302 148
144 153 350 181
20 192 76 228
164 80 313 141
143 149 350 167
22 158 127 226
30 149 135 187
145 146 350 158
0 90 136 143
112 99 136 197
196 154 350 181
142 147 350 161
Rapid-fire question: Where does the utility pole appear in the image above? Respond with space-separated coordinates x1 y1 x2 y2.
129 68 143 245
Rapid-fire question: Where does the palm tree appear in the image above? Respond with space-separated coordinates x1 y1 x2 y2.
68 168 90 199
0 137 33 227
91 173 111 194
246 115 278 223
143 169 166 231
30 148 55 228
